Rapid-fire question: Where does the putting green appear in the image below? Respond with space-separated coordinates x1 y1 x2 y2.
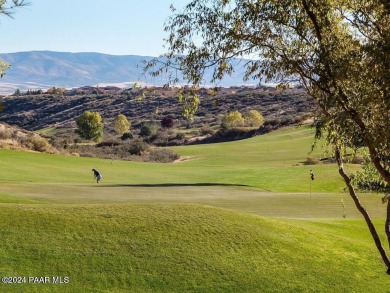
0 182 385 219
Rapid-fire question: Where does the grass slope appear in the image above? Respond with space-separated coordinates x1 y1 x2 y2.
0 126 354 192
1 126 389 292
1 204 389 293
0 126 379 219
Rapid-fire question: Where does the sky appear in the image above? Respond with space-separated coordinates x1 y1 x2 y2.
0 0 188 57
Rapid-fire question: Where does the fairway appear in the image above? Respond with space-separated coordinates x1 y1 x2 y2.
1 126 389 292
0 126 373 219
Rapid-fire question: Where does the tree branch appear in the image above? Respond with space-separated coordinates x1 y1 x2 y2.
335 147 390 275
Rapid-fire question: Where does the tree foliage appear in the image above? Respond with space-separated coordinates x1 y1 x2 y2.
352 153 390 203
244 110 264 128
114 114 130 135
222 110 244 129
0 60 10 78
147 0 390 274
76 111 104 142
177 87 200 119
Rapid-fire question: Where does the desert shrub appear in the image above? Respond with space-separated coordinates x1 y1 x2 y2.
0 128 12 140
121 132 133 140
149 130 170 146
161 116 174 129
304 157 320 165
175 132 186 140
351 155 364 164
73 136 82 143
46 87 65 95
96 139 121 147
200 124 215 135
127 140 150 155
149 148 180 163
74 144 119 160
139 121 159 137
50 138 71 150
24 136 51 152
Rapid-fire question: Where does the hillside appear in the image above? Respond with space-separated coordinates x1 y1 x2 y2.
0 86 315 134
0 123 57 153
0 51 257 94
1 126 389 291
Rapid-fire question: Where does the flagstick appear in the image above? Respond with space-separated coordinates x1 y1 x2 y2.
310 179 312 208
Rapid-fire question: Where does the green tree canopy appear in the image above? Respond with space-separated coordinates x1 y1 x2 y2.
147 0 390 274
76 111 104 142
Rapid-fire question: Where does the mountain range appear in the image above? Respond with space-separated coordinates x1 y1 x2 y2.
0 51 256 94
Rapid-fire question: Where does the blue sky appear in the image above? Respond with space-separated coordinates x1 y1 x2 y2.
0 0 187 56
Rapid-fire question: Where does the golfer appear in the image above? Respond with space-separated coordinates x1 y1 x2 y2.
92 168 102 183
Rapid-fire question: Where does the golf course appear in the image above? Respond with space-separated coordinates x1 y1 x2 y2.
1 126 389 292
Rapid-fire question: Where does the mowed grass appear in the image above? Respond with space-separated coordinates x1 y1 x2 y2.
1 126 344 191
0 126 378 219
1 204 390 293
1 126 390 292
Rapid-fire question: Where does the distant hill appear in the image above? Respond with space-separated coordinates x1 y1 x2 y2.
0 86 314 134
0 51 256 94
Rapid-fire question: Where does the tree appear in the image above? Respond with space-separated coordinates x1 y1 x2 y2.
114 114 130 135
0 1 29 78
76 111 104 142
244 110 264 128
148 0 390 274
353 154 390 203
13 89 21 96
221 110 245 129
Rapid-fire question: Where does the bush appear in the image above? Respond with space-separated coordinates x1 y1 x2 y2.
148 130 170 146
24 136 51 152
304 157 320 165
200 124 215 135
121 132 133 140
244 110 264 128
0 128 12 140
149 148 180 163
351 155 364 164
127 140 150 155
175 132 186 140
114 114 131 135
96 139 121 147
161 116 174 129
221 110 245 129
139 121 158 137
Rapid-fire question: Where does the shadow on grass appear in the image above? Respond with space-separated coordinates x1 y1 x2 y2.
99 183 251 188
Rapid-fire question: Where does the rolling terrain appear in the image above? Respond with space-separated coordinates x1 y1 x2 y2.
1 126 389 292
